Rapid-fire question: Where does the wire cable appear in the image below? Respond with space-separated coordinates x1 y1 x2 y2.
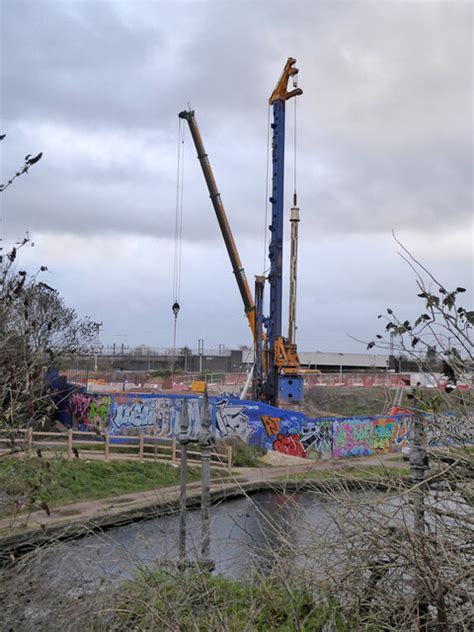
177 129 185 302
262 104 271 274
293 96 297 202
173 118 183 304
172 118 186 374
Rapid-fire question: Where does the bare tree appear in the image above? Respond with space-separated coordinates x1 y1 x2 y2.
319 243 474 630
0 240 95 433
0 132 43 193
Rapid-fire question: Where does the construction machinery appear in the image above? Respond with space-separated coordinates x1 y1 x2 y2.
179 58 305 406
263 57 304 405
177 109 257 338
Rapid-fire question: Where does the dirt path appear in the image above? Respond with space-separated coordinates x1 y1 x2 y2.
0 453 405 537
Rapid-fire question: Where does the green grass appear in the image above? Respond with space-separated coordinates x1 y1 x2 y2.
384 454 407 462
278 464 411 482
0 457 206 514
217 438 268 468
305 385 474 418
101 571 371 631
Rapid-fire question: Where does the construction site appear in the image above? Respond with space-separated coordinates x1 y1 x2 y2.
35 57 469 449
1 10 472 627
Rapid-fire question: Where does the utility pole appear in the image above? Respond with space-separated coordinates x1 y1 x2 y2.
178 398 190 569
199 388 214 571
93 322 103 373
198 338 204 374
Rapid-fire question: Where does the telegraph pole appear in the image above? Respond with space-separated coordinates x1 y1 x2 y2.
198 338 204 374
93 322 103 372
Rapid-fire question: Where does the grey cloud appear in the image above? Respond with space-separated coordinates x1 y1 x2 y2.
1 0 472 349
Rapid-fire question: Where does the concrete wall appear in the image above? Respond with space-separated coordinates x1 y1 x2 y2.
68 392 473 458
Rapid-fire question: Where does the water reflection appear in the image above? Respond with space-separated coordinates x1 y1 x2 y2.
32 491 338 587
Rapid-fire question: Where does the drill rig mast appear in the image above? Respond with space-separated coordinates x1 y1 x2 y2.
180 57 305 407
263 57 304 406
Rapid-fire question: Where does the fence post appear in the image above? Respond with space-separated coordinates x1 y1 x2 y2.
27 427 33 457
67 428 73 459
227 445 233 471
139 431 144 463
171 437 177 464
105 431 110 462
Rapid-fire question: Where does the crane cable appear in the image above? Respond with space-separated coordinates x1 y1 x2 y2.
293 95 298 204
262 104 271 275
172 117 185 369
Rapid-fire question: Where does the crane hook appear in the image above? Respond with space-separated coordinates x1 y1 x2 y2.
172 301 180 318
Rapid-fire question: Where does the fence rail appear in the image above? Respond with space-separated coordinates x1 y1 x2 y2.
0 429 233 470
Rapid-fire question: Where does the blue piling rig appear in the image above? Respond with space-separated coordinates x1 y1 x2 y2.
181 58 305 408
264 57 305 406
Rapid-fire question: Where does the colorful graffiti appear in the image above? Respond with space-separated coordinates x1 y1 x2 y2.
273 433 306 458
261 415 281 437
67 390 469 460
69 393 111 430
332 419 373 458
373 417 410 452
69 393 90 427
300 422 333 454
109 397 193 436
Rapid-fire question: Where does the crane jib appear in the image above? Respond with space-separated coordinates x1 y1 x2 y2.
179 109 256 323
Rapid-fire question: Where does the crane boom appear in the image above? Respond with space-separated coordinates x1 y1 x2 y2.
178 110 257 337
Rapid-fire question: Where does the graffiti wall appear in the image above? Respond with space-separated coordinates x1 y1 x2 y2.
332 418 373 458
428 413 474 446
331 416 411 458
69 393 112 430
68 391 470 458
69 392 256 440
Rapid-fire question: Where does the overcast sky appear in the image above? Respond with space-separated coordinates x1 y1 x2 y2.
1 0 472 354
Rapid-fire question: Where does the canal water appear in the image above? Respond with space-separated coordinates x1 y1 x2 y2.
32 490 352 588
3 488 469 631
28 486 467 590
4 490 375 630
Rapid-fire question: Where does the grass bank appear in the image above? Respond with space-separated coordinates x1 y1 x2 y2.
0 457 208 516
277 463 410 482
90 570 374 631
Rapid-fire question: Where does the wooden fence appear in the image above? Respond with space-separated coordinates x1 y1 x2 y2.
0 429 233 470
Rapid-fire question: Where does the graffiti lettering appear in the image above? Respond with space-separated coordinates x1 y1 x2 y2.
88 397 111 429
216 399 253 441
69 393 111 429
111 402 156 432
69 393 90 426
300 422 332 453
273 433 306 458
261 415 281 437
429 414 474 446
332 419 373 457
